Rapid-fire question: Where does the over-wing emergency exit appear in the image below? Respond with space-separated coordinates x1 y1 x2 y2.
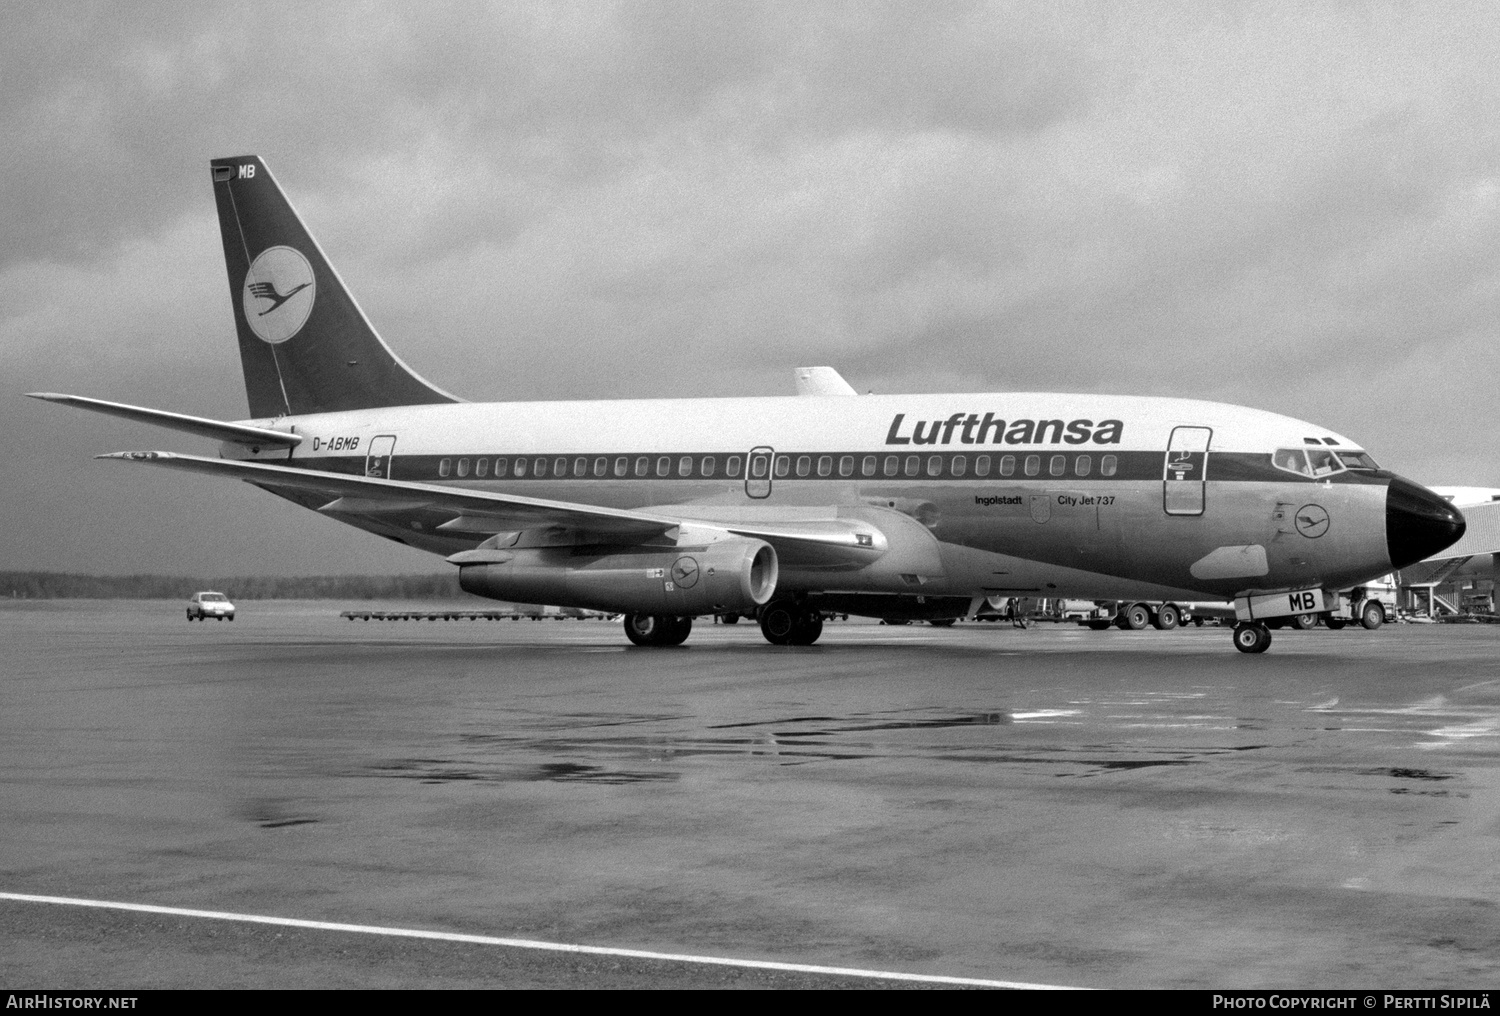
27 156 1467 652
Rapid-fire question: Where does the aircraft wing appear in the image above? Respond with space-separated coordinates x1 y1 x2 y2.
100 451 677 538
29 393 302 447
97 451 885 556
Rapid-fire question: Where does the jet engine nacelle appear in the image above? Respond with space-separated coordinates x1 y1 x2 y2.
458 537 778 616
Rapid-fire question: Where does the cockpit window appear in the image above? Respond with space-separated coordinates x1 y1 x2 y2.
1273 448 1313 476
1306 447 1340 477
1273 447 1357 478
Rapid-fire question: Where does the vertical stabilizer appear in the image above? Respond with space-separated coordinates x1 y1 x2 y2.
210 156 459 418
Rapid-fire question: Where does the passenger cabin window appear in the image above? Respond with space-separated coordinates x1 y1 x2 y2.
679 456 693 476
1024 455 1040 477
974 454 991 477
534 458 548 477
438 458 451 477
594 457 608 477
635 457 649 477
1100 454 1117 477
656 456 670 477
750 456 768 479
839 456 855 477
726 456 742 478
614 457 628 477
796 456 811 477
456 458 469 477
904 455 920 477
575 457 588 476
884 455 899 476
494 458 508 477
513 458 527 477
863 456 877 476
998 455 1015 477
1049 455 1065 477
775 456 790 477
700 456 716 476
554 457 568 476
926 455 942 477
951 455 967 477
818 456 833 477
475 458 488 477
1075 455 1091 477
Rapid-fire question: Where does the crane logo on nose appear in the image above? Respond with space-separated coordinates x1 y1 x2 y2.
1295 504 1330 538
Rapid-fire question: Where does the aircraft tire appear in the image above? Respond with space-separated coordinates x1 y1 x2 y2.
759 600 799 645
720 613 739 625
624 613 687 647
1123 603 1152 630
788 613 823 646
1292 612 1319 630
1153 604 1180 630
1232 622 1272 654
1360 601 1385 630
662 615 693 646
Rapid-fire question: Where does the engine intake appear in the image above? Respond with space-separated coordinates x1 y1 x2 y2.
459 538 778 616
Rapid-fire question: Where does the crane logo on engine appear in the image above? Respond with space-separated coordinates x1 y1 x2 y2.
671 556 701 589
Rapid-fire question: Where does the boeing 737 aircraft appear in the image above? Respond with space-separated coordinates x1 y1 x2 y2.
28 156 1467 652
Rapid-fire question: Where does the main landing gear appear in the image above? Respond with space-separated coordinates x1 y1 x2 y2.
623 613 692 647
758 599 824 645
1232 622 1272 654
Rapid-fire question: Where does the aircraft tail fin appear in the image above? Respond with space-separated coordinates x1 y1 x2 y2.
210 156 459 419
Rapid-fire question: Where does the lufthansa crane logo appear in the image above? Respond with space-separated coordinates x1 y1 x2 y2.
1295 504 1330 539
671 556 701 589
242 246 315 344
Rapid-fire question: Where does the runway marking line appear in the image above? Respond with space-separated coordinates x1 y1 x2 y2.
0 892 1083 990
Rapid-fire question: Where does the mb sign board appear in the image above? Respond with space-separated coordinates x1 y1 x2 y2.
1234 588 1329 622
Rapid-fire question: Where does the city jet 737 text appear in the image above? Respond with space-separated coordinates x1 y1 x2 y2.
28 156 1467 653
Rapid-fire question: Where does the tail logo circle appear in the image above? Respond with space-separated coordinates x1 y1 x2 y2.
243 246 315 344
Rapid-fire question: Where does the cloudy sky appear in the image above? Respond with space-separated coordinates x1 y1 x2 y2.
5 0 1500 576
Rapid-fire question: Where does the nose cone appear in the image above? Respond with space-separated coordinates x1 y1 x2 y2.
1387 476 1466 569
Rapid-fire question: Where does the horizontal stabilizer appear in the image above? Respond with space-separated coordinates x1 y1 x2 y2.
27 393 301 447
99 450 678 538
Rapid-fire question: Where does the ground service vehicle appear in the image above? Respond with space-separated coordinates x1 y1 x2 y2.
187 591 235 622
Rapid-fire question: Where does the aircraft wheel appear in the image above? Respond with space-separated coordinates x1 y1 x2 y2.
624 613 688 646
661 615 693 646
759 600 799 645
1292 612 1319 630
720 613 739 625
1152 604 1180 630
788 613 823 646
1360 600 1385 630
1123 603 1152 630
1232 622 1272 654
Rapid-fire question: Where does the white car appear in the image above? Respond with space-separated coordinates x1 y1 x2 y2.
187 591 236 622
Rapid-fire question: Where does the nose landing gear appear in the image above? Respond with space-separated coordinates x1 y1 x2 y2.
1232 622 1272 654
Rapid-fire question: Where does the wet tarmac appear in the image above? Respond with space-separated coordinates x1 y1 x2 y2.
3 601 1499 988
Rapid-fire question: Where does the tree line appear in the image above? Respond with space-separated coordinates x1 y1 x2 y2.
0 572 465 600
